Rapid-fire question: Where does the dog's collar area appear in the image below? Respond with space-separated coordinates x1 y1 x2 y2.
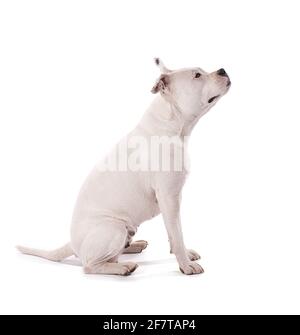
208 95 220 103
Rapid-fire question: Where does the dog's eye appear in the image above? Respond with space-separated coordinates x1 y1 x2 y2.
194 72 201 78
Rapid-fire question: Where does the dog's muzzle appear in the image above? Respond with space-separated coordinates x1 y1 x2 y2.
217 68 231 87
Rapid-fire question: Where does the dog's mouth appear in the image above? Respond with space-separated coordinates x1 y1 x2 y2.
208 95 220 104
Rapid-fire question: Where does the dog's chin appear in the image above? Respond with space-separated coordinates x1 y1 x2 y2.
213 79 231 101
208 86 230 105
222 79 231 95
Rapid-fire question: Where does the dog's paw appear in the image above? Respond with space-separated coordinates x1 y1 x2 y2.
120 262 139 276
123 240 148 254
179 261 204 275
187 249 201 261
134 240 148 251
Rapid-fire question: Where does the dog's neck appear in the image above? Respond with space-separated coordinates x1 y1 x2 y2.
138 95 206 137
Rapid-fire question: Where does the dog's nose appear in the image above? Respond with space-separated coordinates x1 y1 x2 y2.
217 68 228 77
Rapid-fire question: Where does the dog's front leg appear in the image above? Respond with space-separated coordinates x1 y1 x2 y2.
156 191 204 275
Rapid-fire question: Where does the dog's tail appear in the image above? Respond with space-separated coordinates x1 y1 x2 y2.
16 242 74 262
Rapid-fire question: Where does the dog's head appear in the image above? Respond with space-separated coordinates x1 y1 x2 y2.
151 58 231 119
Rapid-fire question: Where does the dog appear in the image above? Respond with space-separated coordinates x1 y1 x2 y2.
17 59 231 275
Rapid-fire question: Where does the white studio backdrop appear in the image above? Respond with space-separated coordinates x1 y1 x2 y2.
0 0 300 314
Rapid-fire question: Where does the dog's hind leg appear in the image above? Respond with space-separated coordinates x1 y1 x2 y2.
78 220 138 276
123 240 148 254
84 261 138 275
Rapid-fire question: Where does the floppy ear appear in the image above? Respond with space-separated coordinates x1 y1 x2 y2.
151 74 169 94
154 58 171 73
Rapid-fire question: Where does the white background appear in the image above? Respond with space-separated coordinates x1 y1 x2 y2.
1 0 300 315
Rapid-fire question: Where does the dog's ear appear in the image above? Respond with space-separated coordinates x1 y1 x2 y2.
151 74 169 94
154 58 170 74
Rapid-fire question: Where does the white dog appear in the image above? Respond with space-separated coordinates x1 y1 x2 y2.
17 59 231 275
